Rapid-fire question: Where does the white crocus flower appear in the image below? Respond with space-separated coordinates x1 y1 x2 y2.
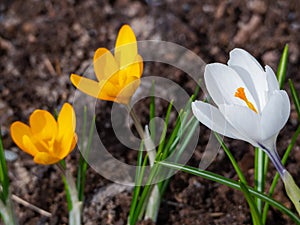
192 48 300 215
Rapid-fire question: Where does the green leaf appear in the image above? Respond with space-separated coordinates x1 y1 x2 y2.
130 163 160 224
157 161 300 224
239 181 263 225
215 133 247 184
77 114 96 201
277 44 289 89
159 116 199 195
129 141 145 225
61 162 72 211
156 100 173 158
0 127 9 204
262 124 300 224
289 79 300 120
77 106 87 201
254 147 266 214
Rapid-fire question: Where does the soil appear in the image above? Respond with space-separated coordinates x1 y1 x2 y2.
1 0 300 224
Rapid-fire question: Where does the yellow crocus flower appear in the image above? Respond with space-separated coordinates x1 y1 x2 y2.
70 24 143 105
10 103 77 165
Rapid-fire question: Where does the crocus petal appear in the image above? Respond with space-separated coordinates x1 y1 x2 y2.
219 104 261 145
228 48 268 107
115 25 138 69
10 122 38 156
69 134 78 154
119 59 141 86
33 152 60 165
228 48 264 72
136 54 144 77
23 135 41 155
54 130 75 159
57 103 76 138
192 101 246 140
114 78 140 104
265 65 279 92
205 63 257 109
29 110 57 142
70 74 114 101
56 103 77 158
261 90 290 140
98 79 122 100
93 48 119 81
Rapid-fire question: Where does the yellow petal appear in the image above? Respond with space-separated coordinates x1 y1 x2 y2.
33 152 60 165
71 74 116 102
136 54 144 77
23 135 41 156
71 74 102 98
125 59 142 80
107 70 124 87
55 103 76 158
53 131 73 159
115 25 138 69
57 103 76 140
114 78 140 104
93 48 119 81
98 80 120 101
118 61 140 87
29 109 57 142
69 134 78 154
10 122 38 156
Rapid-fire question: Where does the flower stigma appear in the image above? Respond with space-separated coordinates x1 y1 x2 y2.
234 87 258 113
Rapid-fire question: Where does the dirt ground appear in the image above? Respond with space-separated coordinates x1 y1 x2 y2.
1 0 300 224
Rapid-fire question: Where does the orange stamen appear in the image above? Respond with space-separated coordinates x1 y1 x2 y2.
235 87 258 113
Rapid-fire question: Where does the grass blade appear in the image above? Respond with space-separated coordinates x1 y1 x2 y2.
262 124 300 224
78 115 96 201
157 161 300 224
289 79 300 120
129 141 145 225
0 127 9 204
254 147 266 214
215 133 247 184
239 181 263 225
77 106 87 201
277 44 289 89
156 100 173 157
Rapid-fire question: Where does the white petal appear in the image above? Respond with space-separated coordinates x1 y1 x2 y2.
228 48 264 74
219 104 261 145
261 90 290 140
265 65 279 92
259 134 277 152
205 63 256 107
192 101 244 140
228 48 268 107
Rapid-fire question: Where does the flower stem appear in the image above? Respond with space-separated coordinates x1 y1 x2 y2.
254 147 266 214
258 144 300 216
258 144 285 178
0 196 18 225
126 104 161 223
55 164 82 225
126 104 145 139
